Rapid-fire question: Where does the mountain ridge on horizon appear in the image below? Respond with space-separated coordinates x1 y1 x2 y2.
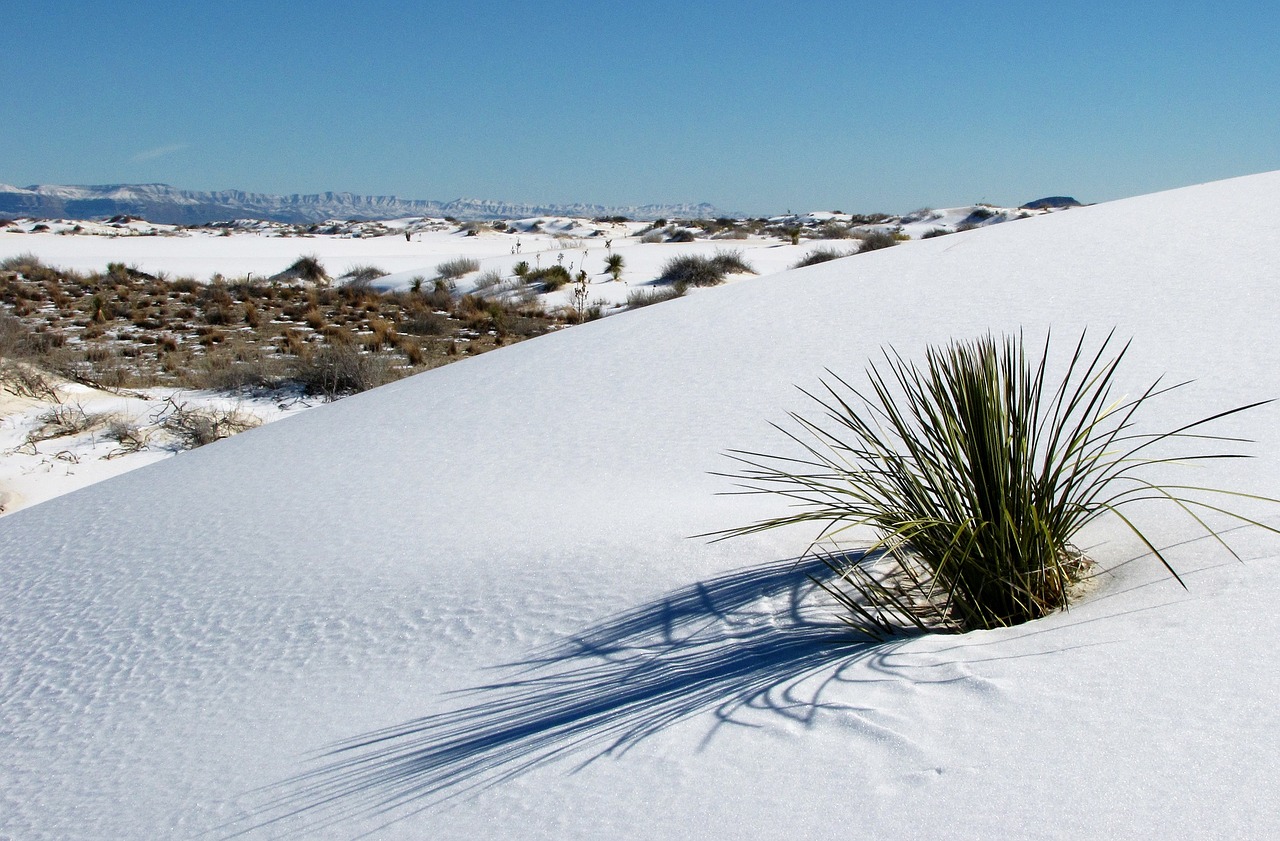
0 181 725 225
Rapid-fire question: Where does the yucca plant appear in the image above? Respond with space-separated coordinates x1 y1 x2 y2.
713 330 1277 636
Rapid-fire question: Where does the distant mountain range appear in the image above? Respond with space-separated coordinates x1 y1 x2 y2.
0 183 722 224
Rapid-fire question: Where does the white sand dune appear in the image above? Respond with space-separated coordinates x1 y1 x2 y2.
3 171 1280 839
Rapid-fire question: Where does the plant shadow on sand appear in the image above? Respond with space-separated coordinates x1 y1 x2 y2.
231 553 929 837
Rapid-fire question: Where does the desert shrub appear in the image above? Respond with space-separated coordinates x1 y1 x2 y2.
625 286 685 309
814 222 855 239
792 247 851 269
435 256 480 280
197 353 281 391
525 265 572 292
709 249 754 275
0 360 59 400
473 268 503 291
962 206 998 224
605 253 624 281
281 254 329 285
28 403 105 442
104 418 147 458
0 314 42 358
665 228 696 243
203 303 233 325
656 250 755 288
160 399 261 449
512 261 530 278
291 344 395 397
341 265 389 286
0 252 45 274
402 312 450 336
855 231 898 253
922 227 952 239
639 230 666 244
397 336 425 365
657 254 722 287
712 331 1278 636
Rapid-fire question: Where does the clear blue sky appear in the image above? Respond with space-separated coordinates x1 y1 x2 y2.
5 1 1278 215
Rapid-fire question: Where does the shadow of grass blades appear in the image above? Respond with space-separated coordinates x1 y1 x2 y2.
711 329 1279 634
226 556 911 838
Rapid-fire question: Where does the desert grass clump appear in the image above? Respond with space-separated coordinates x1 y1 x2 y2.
792 247 851 269
340 265 389 286
713 330 1278 637
279 254 330 285
434 256 480 281
625 285 685 309
657 250 756 287
855 231 899 253
605 252 624 281
292 344 395 398
525 265 572 292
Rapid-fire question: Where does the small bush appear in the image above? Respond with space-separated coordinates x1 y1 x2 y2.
435 257 480 280
525 265 572 292
292 344 395 398
605 253 624 281
160 399 261 449
0 360 59 400
657 250 756 288
855 231 898 253
792 247 850 269
281 254 329 285
0 252 45 274
341 265 389 286
473 269 503 291
625 286 685 309
814 222 855 240
403 312 450 336
104 418 147 458
713 331 1279 636
29 403 104 442
665 228 696 243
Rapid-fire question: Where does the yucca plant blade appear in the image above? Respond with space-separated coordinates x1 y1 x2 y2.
707 330 1280 636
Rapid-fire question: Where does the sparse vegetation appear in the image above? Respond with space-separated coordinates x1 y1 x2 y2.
340 265 389 286
605 253 624 282
855 231 899 253
657 250 755 288
159 398 261 448
792 247 851 269
290 343 395 398
434 256 480 280
525 265 572 292
276 254 329 285
29 403 105 442
713 331 1279 637
0 258 573 400
625 285 685 309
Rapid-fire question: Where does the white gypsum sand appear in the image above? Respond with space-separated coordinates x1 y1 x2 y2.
2 172 1280 839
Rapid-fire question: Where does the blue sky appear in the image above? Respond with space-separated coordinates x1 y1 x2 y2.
5 1 1278 215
